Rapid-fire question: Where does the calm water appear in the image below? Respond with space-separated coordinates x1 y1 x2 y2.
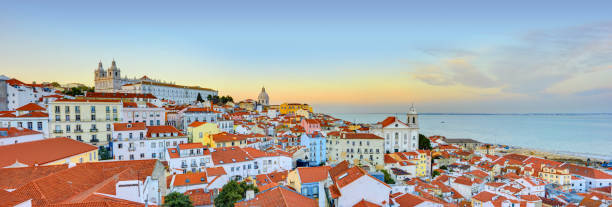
329 113 612 159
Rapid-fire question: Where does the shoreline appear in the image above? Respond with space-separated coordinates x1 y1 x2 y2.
494 144 611 164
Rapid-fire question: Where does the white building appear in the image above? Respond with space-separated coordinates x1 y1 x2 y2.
0 127 45 146
49 99 123 145
167 167 229 193
182 107 221 131
112 123 188 161
94 60 218 104
370 105 419 153
122 102 166 126
0 103 49 137
165 142 214 174
4 78 57 111
328 165 391 207
210 146 292 181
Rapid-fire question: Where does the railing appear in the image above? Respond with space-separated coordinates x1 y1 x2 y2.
91 139 99 143
191 163 197 167
200 162 206 166
128 146 135 151
90 128 98 132
75 129 83 133
53 130 63 133
181 163 188 168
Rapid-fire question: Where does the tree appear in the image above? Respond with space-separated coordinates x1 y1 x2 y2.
196 93 204 102
432 170 441 178
214 180 259 207
378 169 396 184
418 134 432 150
98 147 112 160
439 165 448 170
164 192 193 207
50 82 61 87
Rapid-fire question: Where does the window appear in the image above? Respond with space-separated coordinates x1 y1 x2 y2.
91 114 96 121
66 125 71 132
151 142 156 148
55 115 60 121
37 122 43 130
118 143 123 148
91 106 96 113
76 114 81 121
75 106 80 113
106 106 110 113
130 154 134 160
65 115 70 121
152 153 156 158
140 153 145 158
27 122 33 129
55 106 60 113
65 106 70 113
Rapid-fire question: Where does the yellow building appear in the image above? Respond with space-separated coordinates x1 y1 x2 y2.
295 108 310 118
279 103 313 115
49 99 123 145
209 132 250 148
326 132 385 171
416 150 431 177
187 121 220 145
539 166 571 191
0 137 99 168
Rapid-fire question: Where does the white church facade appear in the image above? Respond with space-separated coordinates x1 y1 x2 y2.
94 60 217 105
370 105 420 153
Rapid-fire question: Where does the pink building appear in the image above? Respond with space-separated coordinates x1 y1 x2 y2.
301 118 321 134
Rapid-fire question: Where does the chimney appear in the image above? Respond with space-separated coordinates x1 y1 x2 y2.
245 190 255 200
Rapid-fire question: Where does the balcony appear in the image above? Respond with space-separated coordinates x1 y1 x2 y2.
200 162 206 166
75 129 83 133
53 129 63 133
128 146 135 152
90 128 98 132
91 139 99 143
181 163 188 168
191 163 197 167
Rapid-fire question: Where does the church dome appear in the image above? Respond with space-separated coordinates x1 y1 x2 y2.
258 87 269 104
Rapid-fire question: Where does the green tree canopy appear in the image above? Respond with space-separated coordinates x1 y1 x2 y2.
378 169 396 184
418 134 432 150
164 192 193 207
196 93 204 102
214 180 259 207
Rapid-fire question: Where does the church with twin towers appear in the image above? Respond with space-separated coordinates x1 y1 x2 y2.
94 60 218 104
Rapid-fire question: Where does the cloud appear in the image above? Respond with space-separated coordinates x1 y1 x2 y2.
574 87 612 96
411 21 612 96
412 58 498 88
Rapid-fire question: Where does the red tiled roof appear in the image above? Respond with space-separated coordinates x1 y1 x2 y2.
353 199 381 207
472 191 497 202
17 111 49 118
113 122 146 131
205 167 227 176
211 147 253 165
171 172 207 186
234 186 317 207
297 166 331 183
0 164 69 190
188 121 208 127
341 133 384 140
54 99 121 103
185 189 213 206
0 159 158 206
15 103 46 111
0 127 42 138
146 125 184 137
394 193 427 207
212 132 249 143
0 138 98 167
178 143 204 150
85 92 157 99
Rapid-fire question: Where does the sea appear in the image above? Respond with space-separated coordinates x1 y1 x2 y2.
328 113 612 160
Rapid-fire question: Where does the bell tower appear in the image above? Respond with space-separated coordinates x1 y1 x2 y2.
407 103 418 127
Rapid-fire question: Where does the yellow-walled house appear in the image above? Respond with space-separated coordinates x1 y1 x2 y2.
286 169 302 194
538 166 571 191
416 150 431 177
279 103 312 115
209 132 249 148
0 137 99 168
187 121 220 146
295 108 310 118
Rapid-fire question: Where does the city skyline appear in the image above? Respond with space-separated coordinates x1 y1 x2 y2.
2 0 612 113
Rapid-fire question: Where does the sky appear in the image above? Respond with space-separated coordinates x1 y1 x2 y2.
1 0 611 113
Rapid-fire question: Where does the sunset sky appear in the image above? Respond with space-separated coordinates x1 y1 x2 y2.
1 0 611 113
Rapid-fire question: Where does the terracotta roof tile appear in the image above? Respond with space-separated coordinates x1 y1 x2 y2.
0 127 42 138
112 122 146 131
0 137 98 167
297 166 330 183
15 103 46 111
235 186 317 207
